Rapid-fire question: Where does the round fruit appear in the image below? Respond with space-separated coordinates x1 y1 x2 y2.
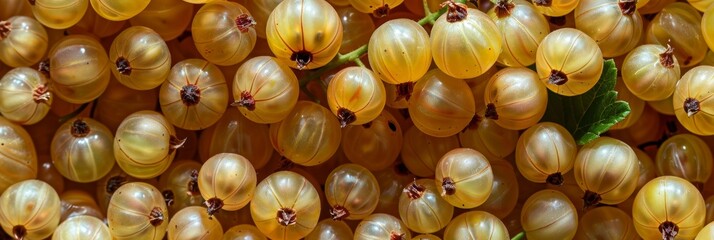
266 0 343 70
535 28 603 96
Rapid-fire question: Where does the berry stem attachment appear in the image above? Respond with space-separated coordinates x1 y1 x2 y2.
582 190 602 209
659 44 675 68
0 21 11 40
337 108 356 128
329 205 350 220
32 84 50 103
204 198 224 217
395 82 415 101
70 119 91 137
12 226 26 240
485 103 499 120
546 172 564 185
494 0 515 18
548 70 568 85
231 91 256 111
659 221 679 240
235 14 256 33
618 0 637 15
162 190 175 207
277 208 297 226
170 136 187 152
180 84 201 106
441 0 469 22
391 232 407 240
684 98 700 117
106 176 128 194
38 59 50 78
374 4 390 18
533 0 551 6
462 115 483 133
441 177 456 196
549 16 567 26
353 57 366 68
116 57 132 75
404 180 426 199
291 51 313 70
149 207 165 226
187 169 200 195
278 156 295 170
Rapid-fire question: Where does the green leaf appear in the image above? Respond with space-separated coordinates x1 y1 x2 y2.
541 59 631 145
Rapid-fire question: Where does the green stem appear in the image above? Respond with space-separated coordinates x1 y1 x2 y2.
298 45 368 88
511 232 525 240
353 58 366 68
423 0 433 16
58 102 89 123
418 0 454 25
